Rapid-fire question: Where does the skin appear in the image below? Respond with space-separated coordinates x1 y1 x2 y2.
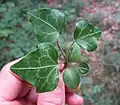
0 59 83 105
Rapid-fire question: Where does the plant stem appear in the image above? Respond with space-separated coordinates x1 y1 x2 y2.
56 40 66 61
68 40 76 52
66 40 76 62
64 62 68 69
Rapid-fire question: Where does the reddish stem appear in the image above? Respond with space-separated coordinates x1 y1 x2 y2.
57 40 61 49
57 40 68 72
64 62 67 69
59 62 68 72
56 40 66 61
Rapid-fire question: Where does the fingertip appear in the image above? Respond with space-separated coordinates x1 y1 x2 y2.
66 93 83 105
7 58 22 67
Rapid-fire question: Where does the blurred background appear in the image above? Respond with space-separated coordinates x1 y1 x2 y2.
0 0 120 105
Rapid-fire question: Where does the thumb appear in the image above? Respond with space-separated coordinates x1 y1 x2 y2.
37 75 65 105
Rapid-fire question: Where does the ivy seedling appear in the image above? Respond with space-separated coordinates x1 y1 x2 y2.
10 8 102 93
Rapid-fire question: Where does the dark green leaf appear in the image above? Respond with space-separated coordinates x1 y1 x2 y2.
27 8 65 43
63 68 80 89
11 43 59 93
76 62 89 75
74 21 101 51
68 42 81 62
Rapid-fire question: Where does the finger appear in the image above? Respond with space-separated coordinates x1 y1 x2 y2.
26 87 38 104
0 98 35 105
66 93 83 105
0 59 30 101
37 74 65 105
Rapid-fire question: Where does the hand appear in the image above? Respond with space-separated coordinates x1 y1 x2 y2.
0 59 83 105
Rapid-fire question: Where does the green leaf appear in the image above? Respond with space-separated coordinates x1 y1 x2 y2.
76 62 89 75
27 8 65 43
74 21 101 51
11 43 59 93
68 42 81 62
63 68 80 89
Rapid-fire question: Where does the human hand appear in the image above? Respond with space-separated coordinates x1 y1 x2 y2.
0 59 83 105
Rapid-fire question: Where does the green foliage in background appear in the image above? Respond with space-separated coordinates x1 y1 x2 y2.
0 1 39 68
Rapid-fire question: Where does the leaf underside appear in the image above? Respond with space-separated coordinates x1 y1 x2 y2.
74 21 102 52
27 8 65 43
11 43 59 93
63 68 80 90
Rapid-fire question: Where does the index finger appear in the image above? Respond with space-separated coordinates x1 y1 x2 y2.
0 59 28 101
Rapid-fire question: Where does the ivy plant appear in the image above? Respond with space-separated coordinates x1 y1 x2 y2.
10 8 101 93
